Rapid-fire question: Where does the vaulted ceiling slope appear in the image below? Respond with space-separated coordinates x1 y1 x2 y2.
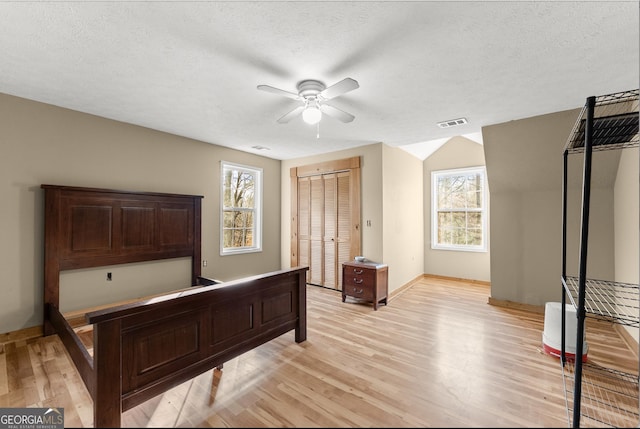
1 1 638 160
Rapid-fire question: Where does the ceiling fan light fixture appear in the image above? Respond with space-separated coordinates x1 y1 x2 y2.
258 77 358 125
302 105 322 125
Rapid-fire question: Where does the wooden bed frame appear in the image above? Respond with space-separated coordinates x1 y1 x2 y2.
41 185 308 428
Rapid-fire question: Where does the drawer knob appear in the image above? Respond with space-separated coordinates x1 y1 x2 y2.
353 278 363 284
353 269 363 274
352 287 363 294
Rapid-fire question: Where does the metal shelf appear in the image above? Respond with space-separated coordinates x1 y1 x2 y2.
562 361 639 428
561 88 639 428
564 89 639 153
562 276 640 328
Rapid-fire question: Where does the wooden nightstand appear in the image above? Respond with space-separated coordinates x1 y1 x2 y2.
342 260 388 310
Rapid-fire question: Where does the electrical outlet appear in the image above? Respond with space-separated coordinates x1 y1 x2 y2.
203 260 207 267
107 272 112 281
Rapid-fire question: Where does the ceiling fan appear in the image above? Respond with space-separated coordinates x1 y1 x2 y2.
257 77 359 125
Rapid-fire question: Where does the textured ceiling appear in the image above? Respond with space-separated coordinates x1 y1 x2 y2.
1 1 638 160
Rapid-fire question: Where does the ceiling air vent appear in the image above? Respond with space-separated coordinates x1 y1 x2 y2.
437 117 468 128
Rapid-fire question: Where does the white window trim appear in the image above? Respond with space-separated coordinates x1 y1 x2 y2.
431 166 487 252
220 161 263 256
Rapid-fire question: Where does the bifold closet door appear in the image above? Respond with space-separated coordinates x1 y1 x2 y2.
297 171 352 290
309 175 324 286
329 171 353 290
297 177 311 283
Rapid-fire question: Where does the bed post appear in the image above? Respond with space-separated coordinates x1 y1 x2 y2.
192 196 202 285
295 267 307 343
93 318 123 428
42 186 60 336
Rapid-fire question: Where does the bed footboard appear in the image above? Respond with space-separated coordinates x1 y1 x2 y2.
85 266 308 428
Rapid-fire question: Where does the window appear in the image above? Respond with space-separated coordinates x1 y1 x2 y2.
431 166 487 252
220 161 262 255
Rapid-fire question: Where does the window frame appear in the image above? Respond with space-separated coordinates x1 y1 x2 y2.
220 161 263 256
431 166 487 252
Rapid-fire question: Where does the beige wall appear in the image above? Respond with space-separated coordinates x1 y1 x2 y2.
423 136 491 282
614 147 639 285
483 109 623 306
0 93 282 333
382 145 424 292
614 146 639 342
281 143 425 295
59 258 192 313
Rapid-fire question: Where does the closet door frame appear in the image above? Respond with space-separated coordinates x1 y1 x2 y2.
290 156 361 287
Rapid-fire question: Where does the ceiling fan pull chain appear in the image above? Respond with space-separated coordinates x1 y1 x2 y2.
316 122 320 139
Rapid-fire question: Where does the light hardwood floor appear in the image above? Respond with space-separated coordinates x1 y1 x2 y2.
1 277 637 427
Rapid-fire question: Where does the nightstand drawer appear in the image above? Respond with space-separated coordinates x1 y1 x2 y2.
343 282 374 301
343 268 375 287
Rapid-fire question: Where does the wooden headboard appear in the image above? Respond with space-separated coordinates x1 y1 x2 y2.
41 184 203 335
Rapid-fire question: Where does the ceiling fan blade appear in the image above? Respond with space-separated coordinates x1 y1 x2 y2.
319 78 359 100
277 105 305 123
257 84 300 100
320 103 355 123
